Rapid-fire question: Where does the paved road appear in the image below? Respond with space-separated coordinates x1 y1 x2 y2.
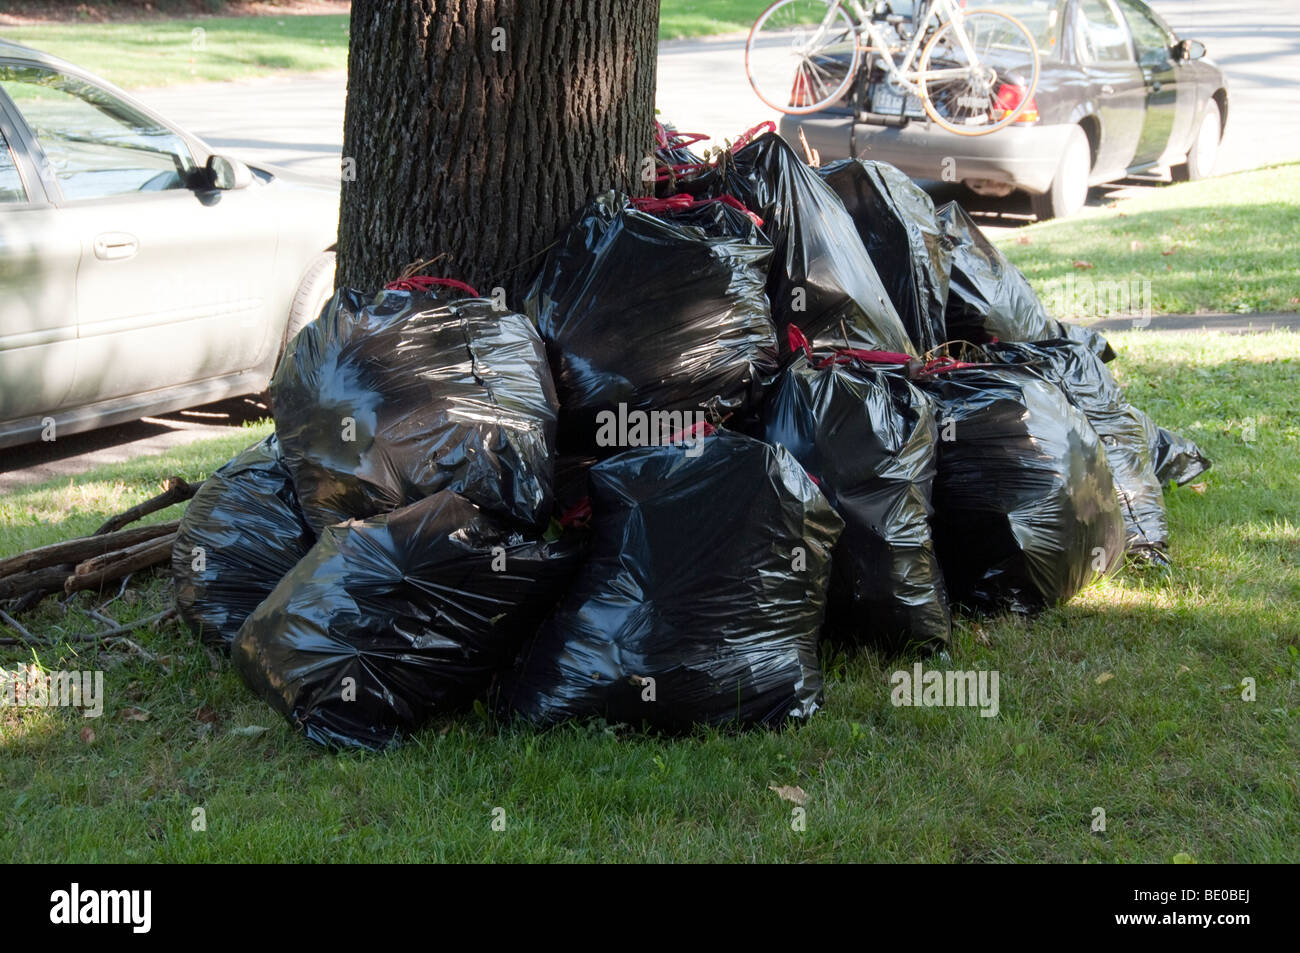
134 0 1300 181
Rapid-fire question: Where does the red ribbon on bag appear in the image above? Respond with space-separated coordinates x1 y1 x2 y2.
384 275 481 297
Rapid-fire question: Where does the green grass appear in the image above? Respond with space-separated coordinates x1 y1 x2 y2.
1001 163 1300 319
660 0 771 40
1 3 768 88
1 331 1296 862
2 14 351 88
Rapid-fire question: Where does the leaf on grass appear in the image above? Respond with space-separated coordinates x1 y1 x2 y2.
79 725 95 744
120 707 150 722
1015 235 1031 245
1161 244 1181 256
194 706 218 725
229 725 269 737
1072 260 1095 270
768 783 807 806
1189 482 1208 495
1129 240 1142 251
1176 665 1191 677
1095 672 1114 685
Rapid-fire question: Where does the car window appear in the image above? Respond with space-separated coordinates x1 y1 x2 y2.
0 65 196 201
1076 0 1134 65
0 127 26 204
1113 0 1173 66
965 0 1068 54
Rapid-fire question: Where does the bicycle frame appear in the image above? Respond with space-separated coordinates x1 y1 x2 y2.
810 0 980 95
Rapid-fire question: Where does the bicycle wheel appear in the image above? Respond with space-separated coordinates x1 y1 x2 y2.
745 0 861 115
916 9 1040 136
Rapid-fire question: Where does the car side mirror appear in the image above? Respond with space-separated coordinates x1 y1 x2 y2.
205 154 253 190
1177 38 1206 62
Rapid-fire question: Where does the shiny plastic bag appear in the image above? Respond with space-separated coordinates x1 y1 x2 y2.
500 429 842 730
232 491 582 751
763 349 949 653
525 192 777 454
819 158 952 355
985 339 1169 561
172 435 316 648
1152 426 1211 486
271 286 558 533
937 201 1061 345
720 132 915 357
918 363 1125 613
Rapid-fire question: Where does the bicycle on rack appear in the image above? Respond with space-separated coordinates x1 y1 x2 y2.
745 0 1041 136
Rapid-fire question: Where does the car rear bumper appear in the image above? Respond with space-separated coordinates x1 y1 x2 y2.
782 112 1075 195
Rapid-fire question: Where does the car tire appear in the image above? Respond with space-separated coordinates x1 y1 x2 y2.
1170 98 1221 183
275 251 335 374
1031 125 1091 221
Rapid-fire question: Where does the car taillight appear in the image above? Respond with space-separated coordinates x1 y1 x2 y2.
994 83 1039 123
790 71 813 108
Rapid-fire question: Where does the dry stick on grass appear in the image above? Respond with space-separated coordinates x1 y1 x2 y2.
73 533 178 578
2 475 200 614
94 476 201 536
0 607 176 647
64 535 176 596
0 566 71 601
0 520 180 578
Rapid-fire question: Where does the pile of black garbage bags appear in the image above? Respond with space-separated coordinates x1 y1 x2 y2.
173 126 1209 750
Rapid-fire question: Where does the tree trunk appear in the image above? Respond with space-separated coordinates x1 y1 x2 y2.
337 0 661 301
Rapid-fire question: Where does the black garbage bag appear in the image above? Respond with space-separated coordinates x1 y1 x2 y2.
1152 426 1212 486
937 201 1062 345
762 348 950 653
499 429 843 730
525 191 777 454
917 362 1125 613
1058 320 1116 363
271 285 558 533
718 132 915 357
172 435 316 649
232 491 582 751
984 339 1169 561
818 158 952 355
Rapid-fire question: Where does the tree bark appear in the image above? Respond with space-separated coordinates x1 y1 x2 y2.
337 0 661 300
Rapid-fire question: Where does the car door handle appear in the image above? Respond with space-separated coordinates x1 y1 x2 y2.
1151 80 1163 92
93 232 139 261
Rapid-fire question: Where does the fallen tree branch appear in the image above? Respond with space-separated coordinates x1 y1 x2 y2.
0 566 73 602
94 476 201 536
64 536 175 596
0 520 179 579
74 533 178 578
0 607 177 647
0 608 34 643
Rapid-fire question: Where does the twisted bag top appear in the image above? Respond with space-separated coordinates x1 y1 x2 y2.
270 287 559 533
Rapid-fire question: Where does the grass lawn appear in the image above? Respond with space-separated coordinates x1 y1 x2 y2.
1 328 1296 862
1001 163 1300 318
1 14 351 88
1 3 769 88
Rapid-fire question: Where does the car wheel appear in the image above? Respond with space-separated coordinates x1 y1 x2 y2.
1031 125 1091 221
1171 98 1221 183
276 251 336 373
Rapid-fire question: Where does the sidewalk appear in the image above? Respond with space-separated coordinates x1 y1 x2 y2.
1086 312 1300 334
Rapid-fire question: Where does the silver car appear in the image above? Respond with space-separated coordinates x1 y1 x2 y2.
0 38 338 449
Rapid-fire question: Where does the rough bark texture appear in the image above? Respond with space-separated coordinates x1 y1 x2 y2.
337 0 660 300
